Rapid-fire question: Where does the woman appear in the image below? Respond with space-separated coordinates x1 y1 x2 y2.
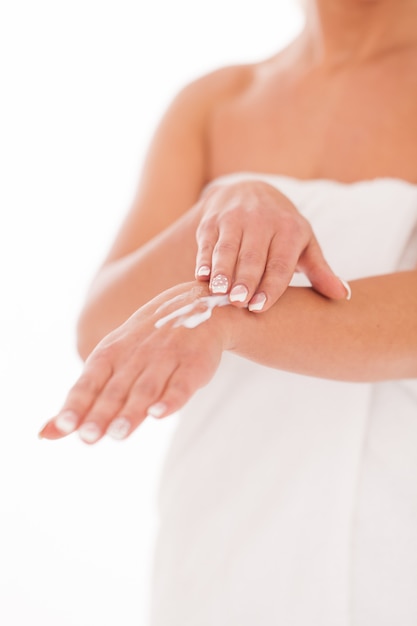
39 0 417 624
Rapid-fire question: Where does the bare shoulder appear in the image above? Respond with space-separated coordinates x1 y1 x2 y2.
138 62 261 180
168 63 258 122
100 63 260 265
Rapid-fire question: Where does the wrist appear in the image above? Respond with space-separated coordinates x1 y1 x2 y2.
151 280 242 350
210 294 245 351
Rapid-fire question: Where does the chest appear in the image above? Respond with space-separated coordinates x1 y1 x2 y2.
208 61 417 183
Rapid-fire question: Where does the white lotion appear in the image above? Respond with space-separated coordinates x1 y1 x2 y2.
155 295 231 329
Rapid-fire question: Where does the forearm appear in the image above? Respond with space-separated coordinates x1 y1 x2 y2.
220 271 417 382
77 205 202 358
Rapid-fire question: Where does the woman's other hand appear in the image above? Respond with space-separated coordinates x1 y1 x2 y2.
195 180 350 311
38 283 229 444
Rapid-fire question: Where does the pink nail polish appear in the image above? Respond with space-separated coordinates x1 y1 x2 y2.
248 292 267 312
229 284 249 303
211 274 229 294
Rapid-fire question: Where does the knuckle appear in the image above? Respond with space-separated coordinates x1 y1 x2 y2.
221 209 241 226
94 339 116 357
291 214 310 239
266 256 292 276
238 249 265 267
198 241 214 256
197 215 217 236
214 240 238 256
287 221 304 241
257 277 282 300
88 344 115 369
103 382 126 404
277 211 306 235
71 375 100 397
168 378 192 399
133 378 159 400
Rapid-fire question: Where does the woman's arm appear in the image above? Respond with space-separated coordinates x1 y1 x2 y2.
76 65 347 358
39 270 417 444
221 270 417 382
77 66 259 356
75 73 215 357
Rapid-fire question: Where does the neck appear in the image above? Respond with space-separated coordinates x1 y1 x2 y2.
299 0 417 67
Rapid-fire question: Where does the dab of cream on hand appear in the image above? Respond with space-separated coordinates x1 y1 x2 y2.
155 294 231 329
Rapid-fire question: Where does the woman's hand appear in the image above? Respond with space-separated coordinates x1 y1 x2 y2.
38 282 229 444
195 180 350 311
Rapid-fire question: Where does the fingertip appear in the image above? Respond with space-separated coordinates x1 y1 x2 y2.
320 276 352 300
38 420 49 438
229 284 249 303
54 410 79 434
147 402 168 419
196 265 211 279
78 422 102 444
106 416 131 440
210 274 229 294
37 421 68 440
308 271 351 301
338 277 352 301
248 292 267 312
300 244 351 300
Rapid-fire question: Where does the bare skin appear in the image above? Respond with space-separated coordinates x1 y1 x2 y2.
38 269 417 443
39 0 417 443
194 180 348 311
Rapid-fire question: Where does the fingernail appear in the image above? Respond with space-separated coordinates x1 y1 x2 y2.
211 274 229 294
78 422 101 443
54 410 79 434
197 265 211 278
230 284 249 303
339 278 352 301
147 402 167 419
248 292 267 312
106 416 131 440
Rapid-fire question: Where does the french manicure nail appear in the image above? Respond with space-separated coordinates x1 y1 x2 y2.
78 422 101 443
54 410 79 434
147 402 167 419
106 416 131 440
248 292 267 312
229 284 249 303
211 274 229 294
197 265 211 277
339 277 352 301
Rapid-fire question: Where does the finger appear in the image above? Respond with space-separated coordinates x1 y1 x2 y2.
229 230 271 306
195 217 218 281
209 221 243 295
105 357 176 440
76 369 140 444
248 233 302 312
38 419 72 440
146 364 201 420
298 236 351 300
39 353 113 439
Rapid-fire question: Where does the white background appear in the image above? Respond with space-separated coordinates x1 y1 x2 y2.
0 1 303 624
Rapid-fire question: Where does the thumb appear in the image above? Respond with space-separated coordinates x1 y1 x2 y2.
298 237 351 300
